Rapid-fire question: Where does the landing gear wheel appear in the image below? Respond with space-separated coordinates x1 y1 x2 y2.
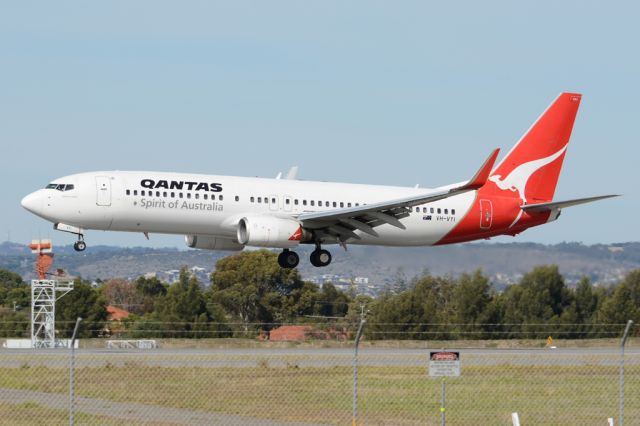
310 249 332 267
278 249 299 269
73 240 87 252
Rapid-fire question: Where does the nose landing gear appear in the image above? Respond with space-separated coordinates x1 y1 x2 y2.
73 236 86 252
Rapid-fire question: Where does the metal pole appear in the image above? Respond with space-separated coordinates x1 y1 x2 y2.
441 378 446 426
619 320 633 426
352 318 366 426
69 317 82 426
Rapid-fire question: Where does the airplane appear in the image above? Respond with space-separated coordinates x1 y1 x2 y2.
21 92 617 269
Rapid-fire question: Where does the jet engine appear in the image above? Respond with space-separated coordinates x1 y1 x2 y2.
237 216 309 248
185 235 244 251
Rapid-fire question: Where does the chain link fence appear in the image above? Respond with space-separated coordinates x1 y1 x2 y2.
0 322 638 425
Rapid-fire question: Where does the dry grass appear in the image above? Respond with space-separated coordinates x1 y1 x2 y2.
0 359 638 425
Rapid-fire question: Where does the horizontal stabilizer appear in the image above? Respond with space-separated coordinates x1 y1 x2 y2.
521 195 620 213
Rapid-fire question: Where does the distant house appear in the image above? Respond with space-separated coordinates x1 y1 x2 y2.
106 305 130 321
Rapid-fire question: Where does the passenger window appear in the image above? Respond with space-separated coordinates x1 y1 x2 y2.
219 195 223 201
258 197 262 203
171 192 175 198
179 193 183 199
156 191 160 197
452 209 456 215
423 207 427 213
163 192 167 197
415 207 419 213
250 196 255 203
141 190 146 196
126 190 131 196
332 202 337 207
303 200 307 206
294 199 299 205
204 194 208 200
430 207 434 213
187 193 191 199
356 203 360 207
272 198 276 204
437 208 441 214
444 209 448 214
235 196 239 202
286 199 290 205
340 202 344 208
348 203 352 208
325 201 330 207
195 194 199 200
310 200 315 206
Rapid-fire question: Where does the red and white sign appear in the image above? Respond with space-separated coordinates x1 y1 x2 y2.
429 351 460 377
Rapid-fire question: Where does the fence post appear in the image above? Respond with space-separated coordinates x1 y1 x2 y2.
352 317 366 426
619 320 633 426
69 317 82 426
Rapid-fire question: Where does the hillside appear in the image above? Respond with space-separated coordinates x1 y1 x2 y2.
2 241 638 294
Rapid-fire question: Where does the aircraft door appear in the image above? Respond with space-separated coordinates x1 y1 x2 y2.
479 199 492 229
96 176 112 206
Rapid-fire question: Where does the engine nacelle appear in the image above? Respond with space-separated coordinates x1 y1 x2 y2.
237 216 308 248
185 235 244 251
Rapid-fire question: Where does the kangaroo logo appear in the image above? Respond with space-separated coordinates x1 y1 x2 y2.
489 144 568 204
488 144 568 227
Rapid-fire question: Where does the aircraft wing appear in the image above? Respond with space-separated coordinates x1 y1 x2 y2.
297 149 500 242
521 194 620 213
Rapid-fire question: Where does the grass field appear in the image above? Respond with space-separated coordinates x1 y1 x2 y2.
0 351 638 425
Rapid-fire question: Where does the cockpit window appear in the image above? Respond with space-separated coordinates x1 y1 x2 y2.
45 183 75 191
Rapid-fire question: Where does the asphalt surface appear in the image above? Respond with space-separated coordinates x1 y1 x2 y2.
0 388 324 426
1 347 638 368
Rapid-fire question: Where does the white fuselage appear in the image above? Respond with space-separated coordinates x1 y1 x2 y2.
22 171 474 247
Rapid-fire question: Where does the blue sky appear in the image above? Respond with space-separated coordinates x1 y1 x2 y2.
1 1 637 248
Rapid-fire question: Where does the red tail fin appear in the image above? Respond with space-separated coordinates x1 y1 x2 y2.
489 93 582 204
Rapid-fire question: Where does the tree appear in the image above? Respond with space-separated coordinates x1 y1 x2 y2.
135 275 168 314
209 250 308 329
367 273 456 339
572 277 599 324
155 267 208 323
102 279 143 314
595 269 640 325
452 270 492 325
0 268 24 306
56 279 109 338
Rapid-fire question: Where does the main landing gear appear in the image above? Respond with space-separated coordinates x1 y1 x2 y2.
278 249 300 268
310 248 331 268
278 244 332 269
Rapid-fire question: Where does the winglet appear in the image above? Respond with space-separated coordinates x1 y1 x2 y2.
457 148 500 191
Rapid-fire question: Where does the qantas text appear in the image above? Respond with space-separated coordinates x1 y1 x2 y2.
140 179 222 192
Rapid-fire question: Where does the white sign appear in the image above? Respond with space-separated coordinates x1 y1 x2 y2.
429 351 460 377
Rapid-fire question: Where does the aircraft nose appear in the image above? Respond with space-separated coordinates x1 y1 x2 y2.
21 191 42 214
